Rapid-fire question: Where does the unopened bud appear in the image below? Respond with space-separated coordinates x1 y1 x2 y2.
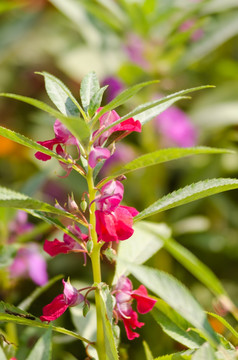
68 194 79 213
115 175 126 182
103 247 116 263
113 324 120 341
86 240 93 254
80 200 88 212
55 200 65 211
83 302 90 317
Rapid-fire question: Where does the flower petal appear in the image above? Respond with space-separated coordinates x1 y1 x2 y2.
40 294 68 322
131 285 157 314
122 310 144 340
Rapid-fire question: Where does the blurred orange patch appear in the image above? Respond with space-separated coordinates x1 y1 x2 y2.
209 316 225 334
0 136 22 157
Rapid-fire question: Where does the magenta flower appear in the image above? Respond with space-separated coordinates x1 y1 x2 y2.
154 106 197 147
40 279 84 322
94 108 141 147
35 119 79 175
179 19 204 42
43 225 88 257
88 146 111 168
10 244 48 286
114 276 157 340
95 180 138 243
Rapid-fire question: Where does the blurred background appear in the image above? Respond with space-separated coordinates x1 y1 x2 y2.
1 0 238 359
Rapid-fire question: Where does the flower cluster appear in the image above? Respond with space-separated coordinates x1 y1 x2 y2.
113 276 157 340
95 180 139 243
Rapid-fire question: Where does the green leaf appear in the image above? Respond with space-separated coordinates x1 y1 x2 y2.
37 72 81 117
0 187 86 226
163 238 225 296
143 341 154 360
207 312 238 339
135 178 238 222
0 126 71 164
92 80 159 123
118 85 214 126
88 86 108 117
0 93 90 143
0 245 17 268
0 301 92 344
18 275 64 311
128 264 219 346
0 347 7 360
111 147 231 178
80 71 100 112
26 328 52 360
153 300 205 349
192 343 216 360
154 352 192 360
114 221 170 282
99 285 119 360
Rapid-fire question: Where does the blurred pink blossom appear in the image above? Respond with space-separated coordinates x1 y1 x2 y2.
102 76 124 102
179 19 204 42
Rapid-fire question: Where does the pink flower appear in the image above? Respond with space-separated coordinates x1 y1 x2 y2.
8 210 34 243
114 276 157 340
124 33 149 70
10 244 48 286
94 180 138 243
154 106 197 147
40 279 84 322
94 108 141 147
35 120 79 170
102 76 124 102
179 19 204 42
88 146 111 168
43 225 88 257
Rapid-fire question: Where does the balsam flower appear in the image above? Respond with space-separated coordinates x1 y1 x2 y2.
114 276 157 340
95 180 139 243
43 225 88 258
10 244 48 286
40 279 84 322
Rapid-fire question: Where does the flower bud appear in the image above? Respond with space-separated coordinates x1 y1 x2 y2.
103 247 116 263
86 240 93 254
80 200 88 212
68 194 79 213
83 302 90 317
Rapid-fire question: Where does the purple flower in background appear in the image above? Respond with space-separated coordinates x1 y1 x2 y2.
154 106 197 147
102 76 124 102
101 143 137 176
124 34 149 70
10 244 48 286
8 210 34 243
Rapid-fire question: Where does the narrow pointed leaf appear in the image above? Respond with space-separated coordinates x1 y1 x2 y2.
135 178 238 222
80 71 100 111
192 343 216 360
99 285 119 360
154 351 193 360
0 93 90 142
163 238 226 296
128 264 219 346
0 126 71 164
0 187 86 226
153 300 205 349
37 71 81 116
26 328 52 360
93 80 159 123
143 341 154 360
112 147 231 178
88 85 108 117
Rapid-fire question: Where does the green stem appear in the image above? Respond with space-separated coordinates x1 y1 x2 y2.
87 166 105 360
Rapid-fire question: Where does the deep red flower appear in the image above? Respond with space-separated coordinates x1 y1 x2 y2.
40 279 84 322
114 276 157 340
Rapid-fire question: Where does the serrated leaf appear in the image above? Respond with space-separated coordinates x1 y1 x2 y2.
154 351 192 360
111 147 231 178
135 178 238 222
26 328 52 360
0 301 92 344
163 238 226 296
92 80 159 123
37 72 81 117
128 264 219 346
114 221 170 282
0 93 90 143
99 285 119 360
88 86 108 117
80 71 100 111
153 300 205 349
0 126 71 164
192 343 216 360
